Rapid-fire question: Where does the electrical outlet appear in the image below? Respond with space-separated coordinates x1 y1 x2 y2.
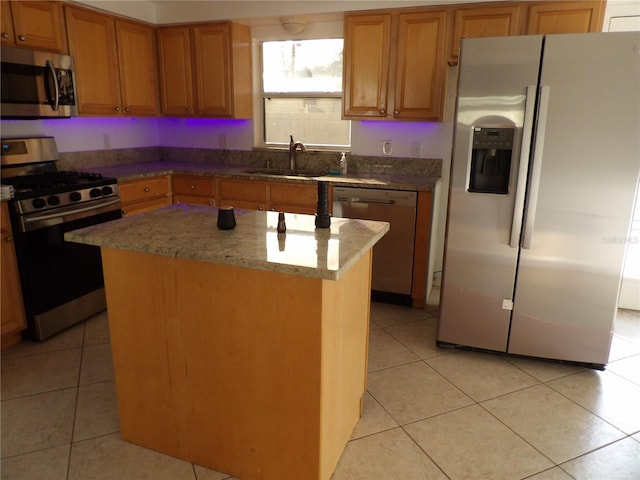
382 140 392 156
411 141 422 157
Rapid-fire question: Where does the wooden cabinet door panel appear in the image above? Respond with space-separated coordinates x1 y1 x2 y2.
269 183 317 214
9 1 67 52
450 4 522 63
1 2 16 47
65 6 121 115
527 1 604 34
172 176 216 196
343 13 392 118
218 180 267 210
394 10 447 120
115 19 159 116
120 176 171 204
1 203 27 348
157 26 194 116
193 23 232 117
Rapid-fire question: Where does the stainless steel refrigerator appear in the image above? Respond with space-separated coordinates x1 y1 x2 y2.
438 32 640 369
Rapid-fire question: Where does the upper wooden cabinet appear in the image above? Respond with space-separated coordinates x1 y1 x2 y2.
157 22 253 118
64 5 159 116
526 1 605 34
1 1 67 52
343 8 448 121
448 3 523 65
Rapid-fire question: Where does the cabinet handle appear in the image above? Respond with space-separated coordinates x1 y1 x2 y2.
125 107 130 112
18 35 26 41
379 109 385 114
258 206 264 210
208 201 213 206
186 108 192 113
122 209 128 215
2 33 9 39
190 185 195 189
115 106 121 112
144 187 150 193
394 110 399 115
4 235 12 242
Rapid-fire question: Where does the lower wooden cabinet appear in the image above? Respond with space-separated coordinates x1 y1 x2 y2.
119 176 171 216
1 202 27 349
269 182 321 215
217 179 267 211
172 175 216 207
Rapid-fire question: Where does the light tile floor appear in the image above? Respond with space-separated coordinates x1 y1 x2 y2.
1 304 640 480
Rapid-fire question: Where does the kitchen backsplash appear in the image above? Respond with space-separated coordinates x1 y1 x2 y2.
58 146 442 177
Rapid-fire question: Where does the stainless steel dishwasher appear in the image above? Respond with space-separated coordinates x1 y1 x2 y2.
333 186 417 305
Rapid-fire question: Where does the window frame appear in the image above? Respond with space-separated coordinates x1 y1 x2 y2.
257 39 350 151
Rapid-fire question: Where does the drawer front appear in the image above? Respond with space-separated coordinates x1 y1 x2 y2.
172 176 216 197
218 180 267 204
120 176 171 204
121 196 171 217
174 195 216 207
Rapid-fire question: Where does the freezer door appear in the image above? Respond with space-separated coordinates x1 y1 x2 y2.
508 32 640 366
438 36 543 351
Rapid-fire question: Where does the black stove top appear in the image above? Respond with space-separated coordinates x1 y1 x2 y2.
5 170 115 199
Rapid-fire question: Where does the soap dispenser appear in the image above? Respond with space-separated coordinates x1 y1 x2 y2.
339 152 348 175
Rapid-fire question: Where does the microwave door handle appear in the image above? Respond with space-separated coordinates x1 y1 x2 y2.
45 60 60 111
510 85 537 248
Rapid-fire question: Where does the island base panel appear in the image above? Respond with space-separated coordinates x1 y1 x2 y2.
101 247 372 480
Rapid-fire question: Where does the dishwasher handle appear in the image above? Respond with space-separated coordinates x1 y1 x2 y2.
335 197 396 205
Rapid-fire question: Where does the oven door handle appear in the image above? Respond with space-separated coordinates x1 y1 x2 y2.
21 198 121 232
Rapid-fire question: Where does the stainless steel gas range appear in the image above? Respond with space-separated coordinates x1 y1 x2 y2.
1 137 121 340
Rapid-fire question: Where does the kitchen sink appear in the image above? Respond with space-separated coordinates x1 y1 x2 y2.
242 167 319 177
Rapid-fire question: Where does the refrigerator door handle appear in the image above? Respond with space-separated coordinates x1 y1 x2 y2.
522 85 551 249
510 85 537 248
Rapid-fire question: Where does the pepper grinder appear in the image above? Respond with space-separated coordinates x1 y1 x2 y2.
315 181 331 228
277 212 286 233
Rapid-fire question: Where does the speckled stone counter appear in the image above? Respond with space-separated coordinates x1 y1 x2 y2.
88 160 440 192
66 205 386 479
65 204 389 280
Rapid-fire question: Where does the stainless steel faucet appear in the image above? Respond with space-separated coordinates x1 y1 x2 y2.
289 135 307 171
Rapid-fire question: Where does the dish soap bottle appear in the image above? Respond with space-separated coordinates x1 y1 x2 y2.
339 152 348 175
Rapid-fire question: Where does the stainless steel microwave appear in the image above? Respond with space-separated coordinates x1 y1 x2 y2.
1 46 79 119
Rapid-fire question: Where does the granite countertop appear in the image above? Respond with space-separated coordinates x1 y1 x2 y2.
89 161 440 192
64 205 390 280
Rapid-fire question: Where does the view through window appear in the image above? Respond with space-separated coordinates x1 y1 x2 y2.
261 39 350 149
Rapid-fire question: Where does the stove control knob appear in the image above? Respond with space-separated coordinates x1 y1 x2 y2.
102 186 114 196
89 188 102 198
69 192 82 202
32 198 46 209
47 196 61 206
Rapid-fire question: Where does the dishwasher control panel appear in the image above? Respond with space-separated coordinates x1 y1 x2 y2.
333 186 417 207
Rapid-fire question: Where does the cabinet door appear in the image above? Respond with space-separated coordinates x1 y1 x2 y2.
343 13 392 118
115 19 159 116
218 179 267 210
193 23 233 117
157 26 195 116
65 6 122 115
1 203 27 349
173 176 216 197
120 176 171 204
394 9 448 120
449 4 523 64
1 2 16 47
8 1 67 53
269 183 318 215
526 1 604 34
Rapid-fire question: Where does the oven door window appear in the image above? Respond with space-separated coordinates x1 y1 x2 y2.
13 209 121 317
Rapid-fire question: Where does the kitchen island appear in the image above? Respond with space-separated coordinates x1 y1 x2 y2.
65 205 389 480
